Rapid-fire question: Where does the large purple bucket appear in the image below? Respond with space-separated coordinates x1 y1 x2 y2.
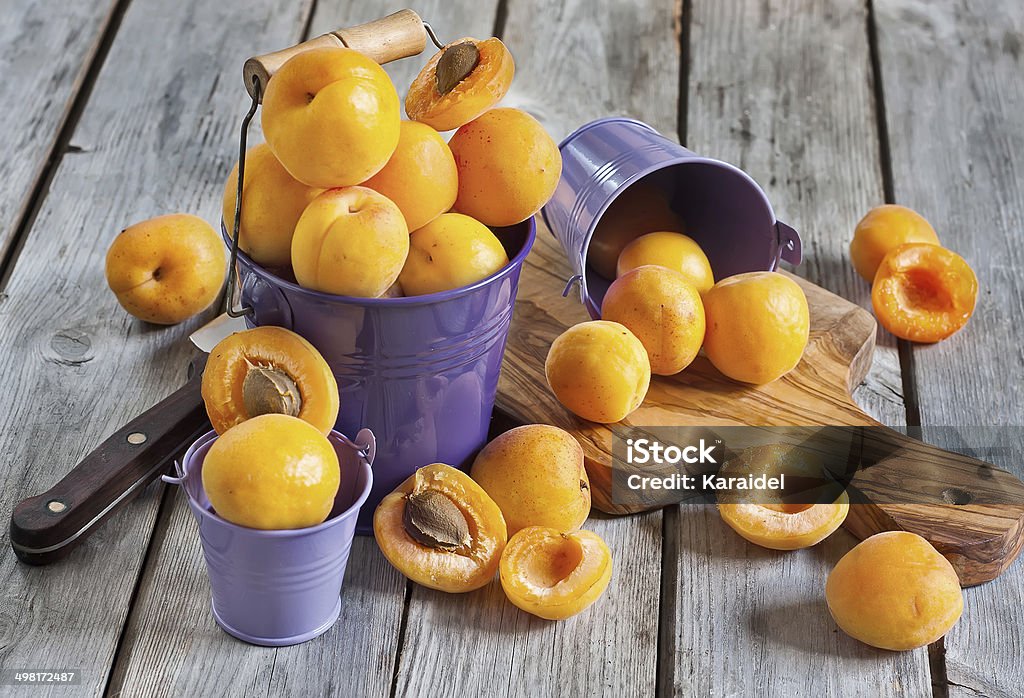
163 428 374 646
542 118 802 316
228 220 536 533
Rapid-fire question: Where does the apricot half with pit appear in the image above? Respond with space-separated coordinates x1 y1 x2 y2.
471 424 591 536
826 531 964 650
405 37 514 132
374 463 507 592
201 326 339 435
499 526 612 620
871 242 977 343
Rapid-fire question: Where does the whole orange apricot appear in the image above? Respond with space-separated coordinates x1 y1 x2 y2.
871 243 977 343
449 107 561 227
398 213 508 296
105 213 225 325
291 187 409 297
588 182 685 280
471 424 591 536
221 143 322 268
826 531 963 650
361 121 458 232
702 272 810 384
545 320 651 423
601 265 706 375
374 463 507 593
499 526 612 620
850 204 939 282
406 37 515 132
262 47 400 188
202 414 340 530
617 231 714 293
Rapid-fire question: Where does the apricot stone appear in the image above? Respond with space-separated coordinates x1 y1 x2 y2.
826 531 963 650
398 212 507 296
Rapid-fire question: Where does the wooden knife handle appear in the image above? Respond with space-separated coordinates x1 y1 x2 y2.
243 9 427 101
10 369 210 565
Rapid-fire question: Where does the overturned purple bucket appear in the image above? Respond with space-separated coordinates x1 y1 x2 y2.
227 220 536 533
542 118 802 316
163 428 374 646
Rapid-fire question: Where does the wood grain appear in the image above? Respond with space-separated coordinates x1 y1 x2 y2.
875 0 1024 694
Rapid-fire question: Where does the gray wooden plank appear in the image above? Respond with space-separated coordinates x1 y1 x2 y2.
391 1 675 695
0 0 120 267
875 1 1024 695
662 1 931 694
0 0 320 696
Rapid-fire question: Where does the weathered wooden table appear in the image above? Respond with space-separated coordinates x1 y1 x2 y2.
2 1 1021 696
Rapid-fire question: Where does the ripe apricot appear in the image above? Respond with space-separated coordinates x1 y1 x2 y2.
449 107 561 227
616 231 714 294
398 212 508 296
406 37 514 132
871 243 978 343
601 265 706 375
291 187 409 297
262 47 400 188
588 183 685 280
374 463 507 593
850 204 940 282
202 414 341 530
545 320 650 423
471 425 591 536
499 527 612 620
201 326 339 435
105 213 225 325
361 121 458 232
826 531 964 650
702 272 810 384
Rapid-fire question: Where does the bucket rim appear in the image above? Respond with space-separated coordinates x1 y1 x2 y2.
221 216 537 308
179 429 374 538
556 116 659 150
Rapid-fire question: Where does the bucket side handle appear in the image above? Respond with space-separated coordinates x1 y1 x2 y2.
338 429 377 469
775 221 803 266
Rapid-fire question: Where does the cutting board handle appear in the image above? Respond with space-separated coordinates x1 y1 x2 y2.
242 9 427 101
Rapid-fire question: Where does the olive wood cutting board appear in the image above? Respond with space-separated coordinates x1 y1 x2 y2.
495 227 1024 586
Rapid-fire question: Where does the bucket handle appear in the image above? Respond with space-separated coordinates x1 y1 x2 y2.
161 458 187 486
775 221 803 267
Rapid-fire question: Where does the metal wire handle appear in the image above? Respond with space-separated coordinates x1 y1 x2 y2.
223 76 261 319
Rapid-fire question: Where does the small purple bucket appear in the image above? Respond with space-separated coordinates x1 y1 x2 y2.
541 118 802 317
163 428 375 646
227 220 536 533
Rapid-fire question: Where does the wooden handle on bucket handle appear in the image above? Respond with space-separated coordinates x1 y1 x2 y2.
243 9 428 101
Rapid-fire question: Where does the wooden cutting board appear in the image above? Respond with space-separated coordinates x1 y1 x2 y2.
495 225 1024 586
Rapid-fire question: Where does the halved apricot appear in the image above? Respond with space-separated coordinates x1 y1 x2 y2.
374 463 507 592
201 326 339 435
406 37 514 132
499 526 612 620
871 242 978 343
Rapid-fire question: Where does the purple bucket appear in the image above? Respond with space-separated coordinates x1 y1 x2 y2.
541 118 802 317
163 428 374 646
227 220 536 533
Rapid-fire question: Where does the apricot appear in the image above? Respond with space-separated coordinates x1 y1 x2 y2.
545 320 650 423
398 213 508 296
449 107 561 227
702 272 810 384
105 213 225 325
850 204 940 282
871 243 978 343
291 187 409 297
826 531 963 650
588 183 685 280
262 47 400 188
201 326 339 436
405 37 514 132
221 143 322 268
374 463 507 593
499 527 612 620
616 231 714 293
202 414 340 530
470 425 590 536
601 265 705 375
361 121 458 232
